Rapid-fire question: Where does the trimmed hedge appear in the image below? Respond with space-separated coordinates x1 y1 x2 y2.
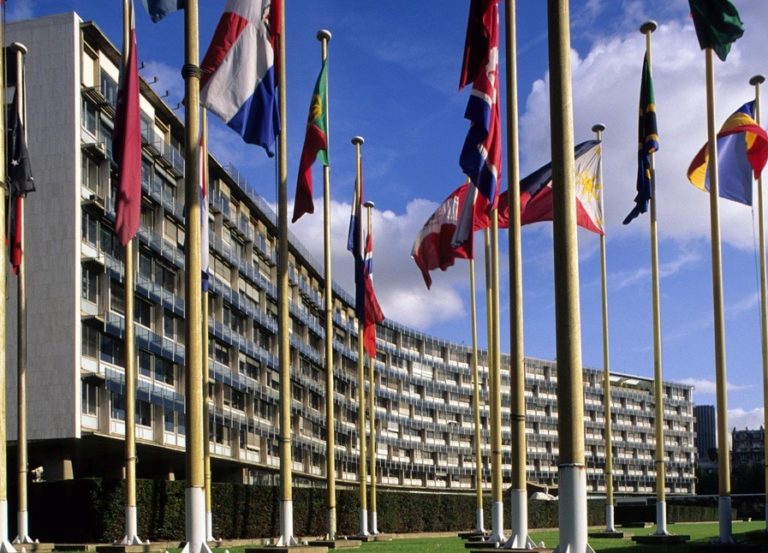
19 478 722 542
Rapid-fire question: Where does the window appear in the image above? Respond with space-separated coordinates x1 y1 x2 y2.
81 265 100 304
156 263 177 294
135 298 153 329
82 324 100 359
82 99 98 135
156 357 175 386
239 355 260 380
138 350 152 378
214 342 230 367
141 160 153 189
136 400 152 427
100 333 124 366
82 212 99 246
81 155 101 192
140 204 155 233
110 281 125 315
164 408 175 432
111 392 125 420
140 115 153 145
164 311 180 341
100 70 118 107
139 251 152 280
81 381 98 415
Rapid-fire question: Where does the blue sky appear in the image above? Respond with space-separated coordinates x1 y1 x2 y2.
11 0 768 429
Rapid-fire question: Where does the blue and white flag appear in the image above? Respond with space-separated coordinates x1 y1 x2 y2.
200 0 280 155
140 0 183 22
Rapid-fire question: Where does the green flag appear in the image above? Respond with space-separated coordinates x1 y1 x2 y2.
689 0 744 61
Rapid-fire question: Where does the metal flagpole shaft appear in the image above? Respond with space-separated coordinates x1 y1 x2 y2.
640 21 669 537
503 0 531 548
0 9 15 549
704 48 732 545
488 209 504 544
10 41 31 546
546 1 591 551
752 73 768 532
482 229 493 538
181 0 209 551
363 200 378 535
119 0 140 543
275 0 296 545
469 258 485 534
592 123 615 534
201 108 213 543
352 136 368 537
317 28 336 541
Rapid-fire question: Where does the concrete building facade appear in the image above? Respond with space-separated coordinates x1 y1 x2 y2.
6 12 696 495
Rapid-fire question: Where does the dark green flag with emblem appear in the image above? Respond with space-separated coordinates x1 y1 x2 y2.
689 0 744 61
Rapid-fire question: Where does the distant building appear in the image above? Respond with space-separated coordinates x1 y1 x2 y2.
694 405 716 463
731 428 764 466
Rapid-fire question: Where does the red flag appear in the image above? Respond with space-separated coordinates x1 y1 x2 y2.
363 232 384 358
411 183 490 289
113 1 142 246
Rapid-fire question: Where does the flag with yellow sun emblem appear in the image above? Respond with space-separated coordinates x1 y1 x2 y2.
293 58 329 222
513 140 603 235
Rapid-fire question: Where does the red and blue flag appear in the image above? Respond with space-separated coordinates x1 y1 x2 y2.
200 0 280 155
347 173 364 321
459 0 502 210
363 230 384 358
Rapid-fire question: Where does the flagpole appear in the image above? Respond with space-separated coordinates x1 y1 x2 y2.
702 47 732 545
637 22 671 538
114 0 142 544
487 210 505 545
547 1 591 551
352 136 368 538
363 200 380 535
591 123 618 536
502 1 532 548
9 41 32 547
316 28 337 542
483 228 494 539
181 0 210 551
469 257 485 535
200 108 214 544
0 7 16 550
751 73 768 532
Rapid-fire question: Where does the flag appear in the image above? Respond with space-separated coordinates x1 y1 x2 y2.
412 183 489 289
200 0 280 155
687 101 768 205
497 140 603 235
363 230 384 358
292 58 328 223
458 0 502 208
113 0 142 247
688 0 744 62
347 173 364 321
140 0 183 22
623 52 659 225
200 129 210 292
6 90 34 275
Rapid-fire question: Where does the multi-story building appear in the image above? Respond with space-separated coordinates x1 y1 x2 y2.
5 12 696 495
694 404 716 463
731 428 764 467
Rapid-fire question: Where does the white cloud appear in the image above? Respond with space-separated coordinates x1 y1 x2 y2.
520 2 768 251
728 407 764 431
678 377 751 395
288 197 470 329
612 247 701 289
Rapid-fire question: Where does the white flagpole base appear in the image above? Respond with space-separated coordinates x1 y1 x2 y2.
327 507 337 541
475 507 485 534
358 508 369 537
653 500 668 536
0 542 15 553
718 496 734 544
12 512 32 544
605 504 615 533
275 500 297 547
487 501 505 544
504 489 536 549
205 511 214 543
119 505 143 545
553 465 595 553
0 500 11 548
181 488 212 553
370 511 379 535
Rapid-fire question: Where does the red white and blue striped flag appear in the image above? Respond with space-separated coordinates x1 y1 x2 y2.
363 230 384 358
347 173 365 322
458 0 502 209
200 0 280 155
